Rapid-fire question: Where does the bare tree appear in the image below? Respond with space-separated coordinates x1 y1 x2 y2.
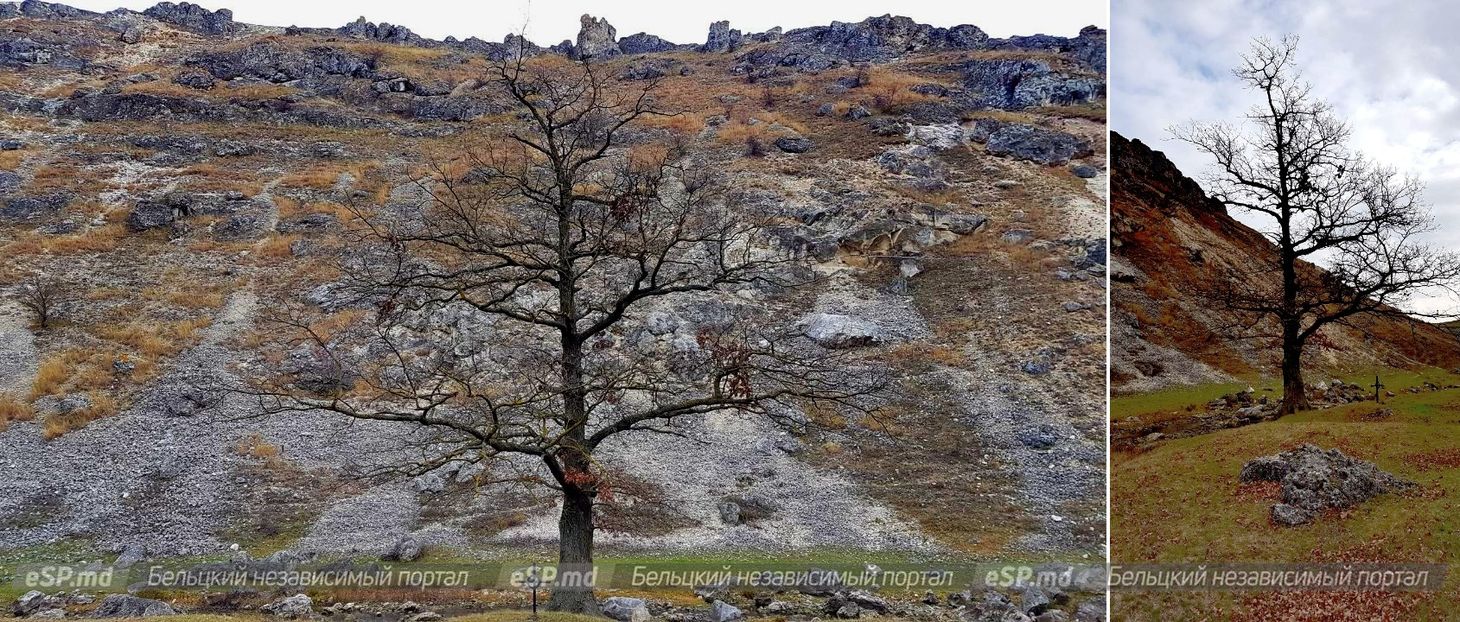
14 276 64 329
244 54 880 613
1175 36 1460 415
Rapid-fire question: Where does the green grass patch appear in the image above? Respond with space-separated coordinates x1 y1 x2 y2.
1112 381 1460 619
1112 365 1460 421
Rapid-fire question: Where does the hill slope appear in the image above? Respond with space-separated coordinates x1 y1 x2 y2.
1110 131 1460 394
0 0 1109 586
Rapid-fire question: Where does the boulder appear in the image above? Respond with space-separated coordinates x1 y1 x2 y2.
1 193 68 221
960 58 1103 109
618 32 676 54
335 17 424 45
702 20 742 53
172 68 214 89
977 121 1093 166
1075 598 1105 622
212 213 264 240
620 58 677 81
845 590 889 613
575 14 619 60
906 124 967 149
0 170 23 195
709 600 743 622
1240 444 1413 526
1022 585 1051 615
126 200 179 231
802 313 884 348
601 597 650 622
93 595 176 618
115 543 146 567
13 592 62 617
382 535 423 562
774 136 814 153
143 2 237 35
261 594 312 619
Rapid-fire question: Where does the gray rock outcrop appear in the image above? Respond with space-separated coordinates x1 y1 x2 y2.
93 594 176 618
575 14 619 60
1240 444 1413 526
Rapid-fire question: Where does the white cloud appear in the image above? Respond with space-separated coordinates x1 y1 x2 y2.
1114 0 1460 315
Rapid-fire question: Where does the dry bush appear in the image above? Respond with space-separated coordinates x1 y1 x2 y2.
14 277 65 329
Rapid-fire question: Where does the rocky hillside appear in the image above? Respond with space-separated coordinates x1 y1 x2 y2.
1110 131 1460 393
0 0 1107 575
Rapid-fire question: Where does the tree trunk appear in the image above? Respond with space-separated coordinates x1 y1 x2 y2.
547 485 598 614
1278 321 1309 416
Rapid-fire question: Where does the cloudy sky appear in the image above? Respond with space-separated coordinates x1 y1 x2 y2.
1114 0 1460 315
58 0 1106 43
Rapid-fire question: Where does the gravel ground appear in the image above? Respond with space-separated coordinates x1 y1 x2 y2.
943 365 1104 556
492 408 939 553
0 300 37 396
0 289 944 559
0 293 413 558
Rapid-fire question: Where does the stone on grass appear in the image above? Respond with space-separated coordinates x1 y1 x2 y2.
1240 444 1412 526
93 595 176 618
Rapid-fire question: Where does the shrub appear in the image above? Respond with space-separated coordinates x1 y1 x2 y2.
15 277 65 329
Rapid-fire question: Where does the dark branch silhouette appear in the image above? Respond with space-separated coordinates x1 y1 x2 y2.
237 52 883 613
1174 36 1460 415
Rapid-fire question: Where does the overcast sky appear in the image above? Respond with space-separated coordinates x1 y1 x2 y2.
1113 0 1460 316
54 0 1106 43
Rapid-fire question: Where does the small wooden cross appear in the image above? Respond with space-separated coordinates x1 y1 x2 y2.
525 562 542 621
1373 375 1384 404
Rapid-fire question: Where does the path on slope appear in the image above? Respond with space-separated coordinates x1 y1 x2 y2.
0 300 38 398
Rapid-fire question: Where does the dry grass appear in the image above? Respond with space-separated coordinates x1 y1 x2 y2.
96 316 213 358
279 161 377 190
0 393 34 430
255 233 300 258
235 432 283 463
962 109 1043 125
639 113 706 135
308 309 368 341
1032 102 1106 122
29 355 69 400
125 78 296 100
140 281 228 310
41 390 118 439
0 147 32 169
860 66 944 114
37 224 128 255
